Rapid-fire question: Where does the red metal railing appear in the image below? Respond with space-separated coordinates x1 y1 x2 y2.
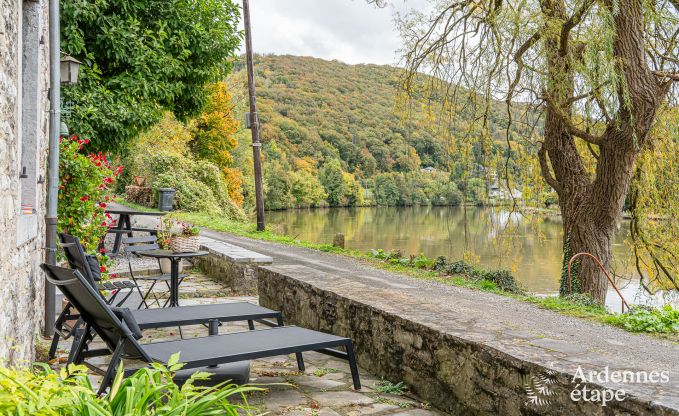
567 252 630 313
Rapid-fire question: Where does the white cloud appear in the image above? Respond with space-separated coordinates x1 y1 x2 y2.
239 0 430 65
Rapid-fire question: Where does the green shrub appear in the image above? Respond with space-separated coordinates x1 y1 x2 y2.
411 253 433 269
445 260 474 275
138 152 245 221
369 248 522 294
607 305 679 334
473 269 523 294
562 293 601 308
0 355 260 415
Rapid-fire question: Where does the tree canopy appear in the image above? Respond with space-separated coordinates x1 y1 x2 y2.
389 0 679 302
61 0 242 152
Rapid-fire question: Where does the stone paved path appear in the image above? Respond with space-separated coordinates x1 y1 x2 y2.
45 274 444 415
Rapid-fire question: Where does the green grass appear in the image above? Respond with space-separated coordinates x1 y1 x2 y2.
373 379 407 395
116 199 161 213
312 367 340 377
118 206 676 339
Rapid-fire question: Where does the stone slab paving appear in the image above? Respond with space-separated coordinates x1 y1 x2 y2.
44 271 446 416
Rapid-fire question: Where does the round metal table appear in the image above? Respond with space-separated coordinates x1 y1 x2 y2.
137 249 208 307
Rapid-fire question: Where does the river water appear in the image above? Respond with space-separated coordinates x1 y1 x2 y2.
266 206 642 302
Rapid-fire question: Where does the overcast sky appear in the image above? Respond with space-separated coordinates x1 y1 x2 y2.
238 0 430 66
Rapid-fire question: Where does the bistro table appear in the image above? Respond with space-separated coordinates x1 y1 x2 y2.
137 250 208 307
105 205 166 256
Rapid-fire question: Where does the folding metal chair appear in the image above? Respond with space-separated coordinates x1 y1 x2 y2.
122 235 188 309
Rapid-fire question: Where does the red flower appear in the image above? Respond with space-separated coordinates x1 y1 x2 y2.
100 248 105 253
99 202 107 208
80 195 89 202
100 265 107 273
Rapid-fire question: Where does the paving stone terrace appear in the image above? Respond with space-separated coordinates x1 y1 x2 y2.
46 266 444 415
196 228 679 416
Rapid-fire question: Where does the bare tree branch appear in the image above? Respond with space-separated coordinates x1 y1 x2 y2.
543 97 605 145
538 145 562 193
559 1 594 57
652 70 679 81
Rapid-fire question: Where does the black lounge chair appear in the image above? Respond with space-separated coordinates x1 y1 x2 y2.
50 234 293 367
42 264 361 394
48 233 138 360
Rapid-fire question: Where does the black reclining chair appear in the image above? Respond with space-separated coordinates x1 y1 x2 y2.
42 264 361 394
50 234 299 369
48 233 138 361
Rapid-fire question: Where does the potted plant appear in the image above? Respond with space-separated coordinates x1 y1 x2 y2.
156 216 175 273
169 221 201 253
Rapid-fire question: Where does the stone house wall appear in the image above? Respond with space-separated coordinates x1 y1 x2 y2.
0 0 51 363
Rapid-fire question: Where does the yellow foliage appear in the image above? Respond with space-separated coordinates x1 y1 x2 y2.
135 112 193 156
223 167 244 207
190 82 240 168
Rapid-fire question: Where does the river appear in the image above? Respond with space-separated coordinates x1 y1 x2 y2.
267 206 642 302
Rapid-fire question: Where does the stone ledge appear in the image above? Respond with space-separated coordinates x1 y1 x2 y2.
199 237 273 264
258 264 679 416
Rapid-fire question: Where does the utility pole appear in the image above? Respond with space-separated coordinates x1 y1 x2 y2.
242 0 265 231
44 0 61 335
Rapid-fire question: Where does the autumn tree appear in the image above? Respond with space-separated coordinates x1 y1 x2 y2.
190 82 243 205
387 1 679 302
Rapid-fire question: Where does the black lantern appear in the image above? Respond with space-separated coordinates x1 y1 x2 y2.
60 55 81 85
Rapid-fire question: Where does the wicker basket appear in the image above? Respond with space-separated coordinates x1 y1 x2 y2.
169 236 200 253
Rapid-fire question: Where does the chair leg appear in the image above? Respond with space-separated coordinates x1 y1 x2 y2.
67 320 87 365
247 320 255 330
296 353 305 372
345 341 361 390
137 280 159 309
98 340 124 396
48 331 61 360
114 287 134 307
71 324 93 365
49 301 78 359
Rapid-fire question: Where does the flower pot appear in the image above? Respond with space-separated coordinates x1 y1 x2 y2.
170 235 200 253
159 258 172 274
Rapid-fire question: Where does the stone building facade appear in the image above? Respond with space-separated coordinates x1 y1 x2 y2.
0 0 51 363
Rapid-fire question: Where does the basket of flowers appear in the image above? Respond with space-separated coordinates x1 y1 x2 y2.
169 222 201 253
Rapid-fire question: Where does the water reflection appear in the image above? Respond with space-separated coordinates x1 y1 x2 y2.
267 206 634 296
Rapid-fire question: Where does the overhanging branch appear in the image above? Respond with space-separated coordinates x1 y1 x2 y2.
652 70 679 81
538 145 562 194
544 97 605 145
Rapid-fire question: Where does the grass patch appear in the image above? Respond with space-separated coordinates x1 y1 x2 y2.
523 294 609 319
312 367 340 377
117 199 161 213
373 379 407 395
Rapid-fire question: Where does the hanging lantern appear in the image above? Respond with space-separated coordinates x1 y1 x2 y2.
60 55 81 85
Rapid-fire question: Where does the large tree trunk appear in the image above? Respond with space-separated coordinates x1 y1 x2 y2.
539 0 669 304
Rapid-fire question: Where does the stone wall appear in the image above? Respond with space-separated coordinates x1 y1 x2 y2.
194 255 260 293
0 0 50 364
259 265 678 416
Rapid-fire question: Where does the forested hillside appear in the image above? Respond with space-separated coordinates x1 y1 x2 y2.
227 55 549 209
